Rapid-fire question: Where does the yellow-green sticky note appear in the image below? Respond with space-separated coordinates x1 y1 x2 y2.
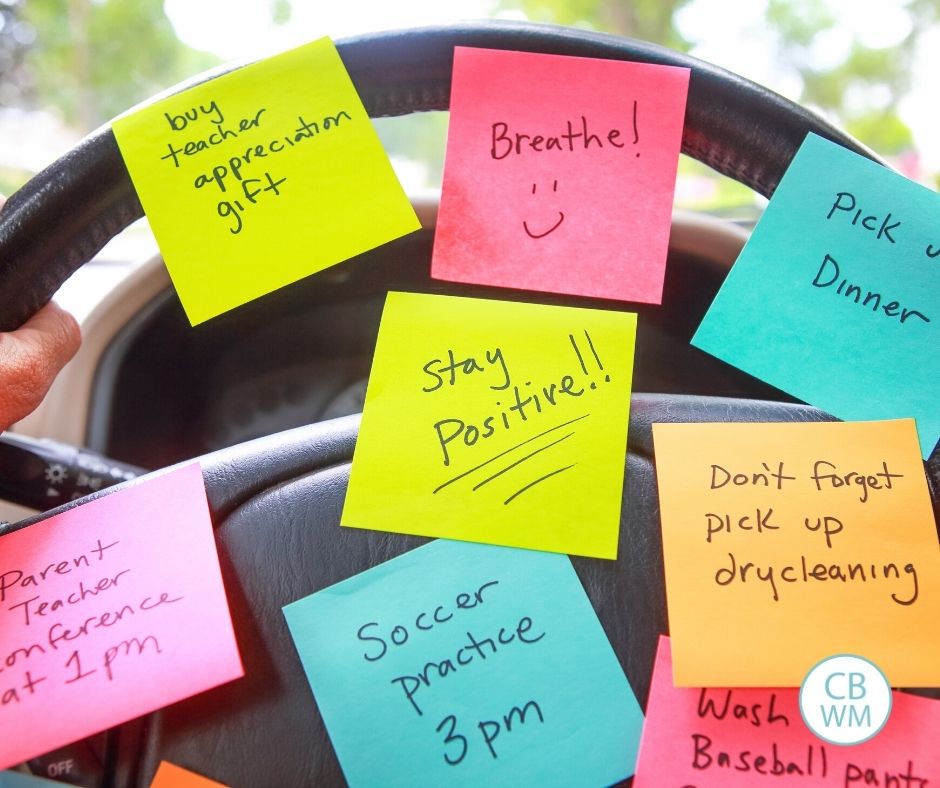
342 292 637 559
112 37 420 325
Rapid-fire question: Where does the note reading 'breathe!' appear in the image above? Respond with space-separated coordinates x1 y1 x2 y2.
113 37 419 325
634 637 940 787
431 47 689 304
283 540 644 788
693 132 940 458
341 291 637 559
653 420 940 687
0 464 244 770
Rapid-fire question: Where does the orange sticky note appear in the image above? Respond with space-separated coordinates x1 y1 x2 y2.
150 761 228 788
0 465 243 770
113 37 419 325
432 47 689 304
635 637 940 787
652 419 940 686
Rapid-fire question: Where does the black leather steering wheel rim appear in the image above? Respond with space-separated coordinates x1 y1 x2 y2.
4 20 935 788
0 20 883 333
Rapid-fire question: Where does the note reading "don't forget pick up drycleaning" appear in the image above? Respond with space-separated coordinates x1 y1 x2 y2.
653 419 940 688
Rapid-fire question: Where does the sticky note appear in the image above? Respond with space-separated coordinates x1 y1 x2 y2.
0 465 243 770
0 772 63 787
692 132 940 458
150 762 228 788
635 637 940 787
283 539 644 787
341 291 637 559
431 47 689 304
652 419 940 687
113 37 419 325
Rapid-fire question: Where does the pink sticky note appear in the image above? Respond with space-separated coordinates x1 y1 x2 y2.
0 465 243 769
635 637 940 786
432 47 689 304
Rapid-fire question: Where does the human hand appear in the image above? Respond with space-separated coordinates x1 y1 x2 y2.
0 197 82 431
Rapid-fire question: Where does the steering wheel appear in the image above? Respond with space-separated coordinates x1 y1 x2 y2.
1 21 937 788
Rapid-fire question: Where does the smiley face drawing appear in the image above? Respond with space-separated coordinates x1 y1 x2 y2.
523 179 565 239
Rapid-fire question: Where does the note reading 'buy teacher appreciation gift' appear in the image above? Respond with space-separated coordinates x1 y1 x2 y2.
113 37 419 325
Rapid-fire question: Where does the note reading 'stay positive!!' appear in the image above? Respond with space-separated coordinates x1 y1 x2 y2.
341 292 637 559
634 637 940 788
283 540 644 788
431 47 689 304
652 420 940 687
0 465 244 770
112 37 419 325
693 133 940 458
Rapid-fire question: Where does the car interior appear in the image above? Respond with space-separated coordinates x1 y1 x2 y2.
0 20 938 788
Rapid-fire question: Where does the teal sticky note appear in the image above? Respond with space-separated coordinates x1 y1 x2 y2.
692 133 939 458
0 772 62 787
283 540 643 787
